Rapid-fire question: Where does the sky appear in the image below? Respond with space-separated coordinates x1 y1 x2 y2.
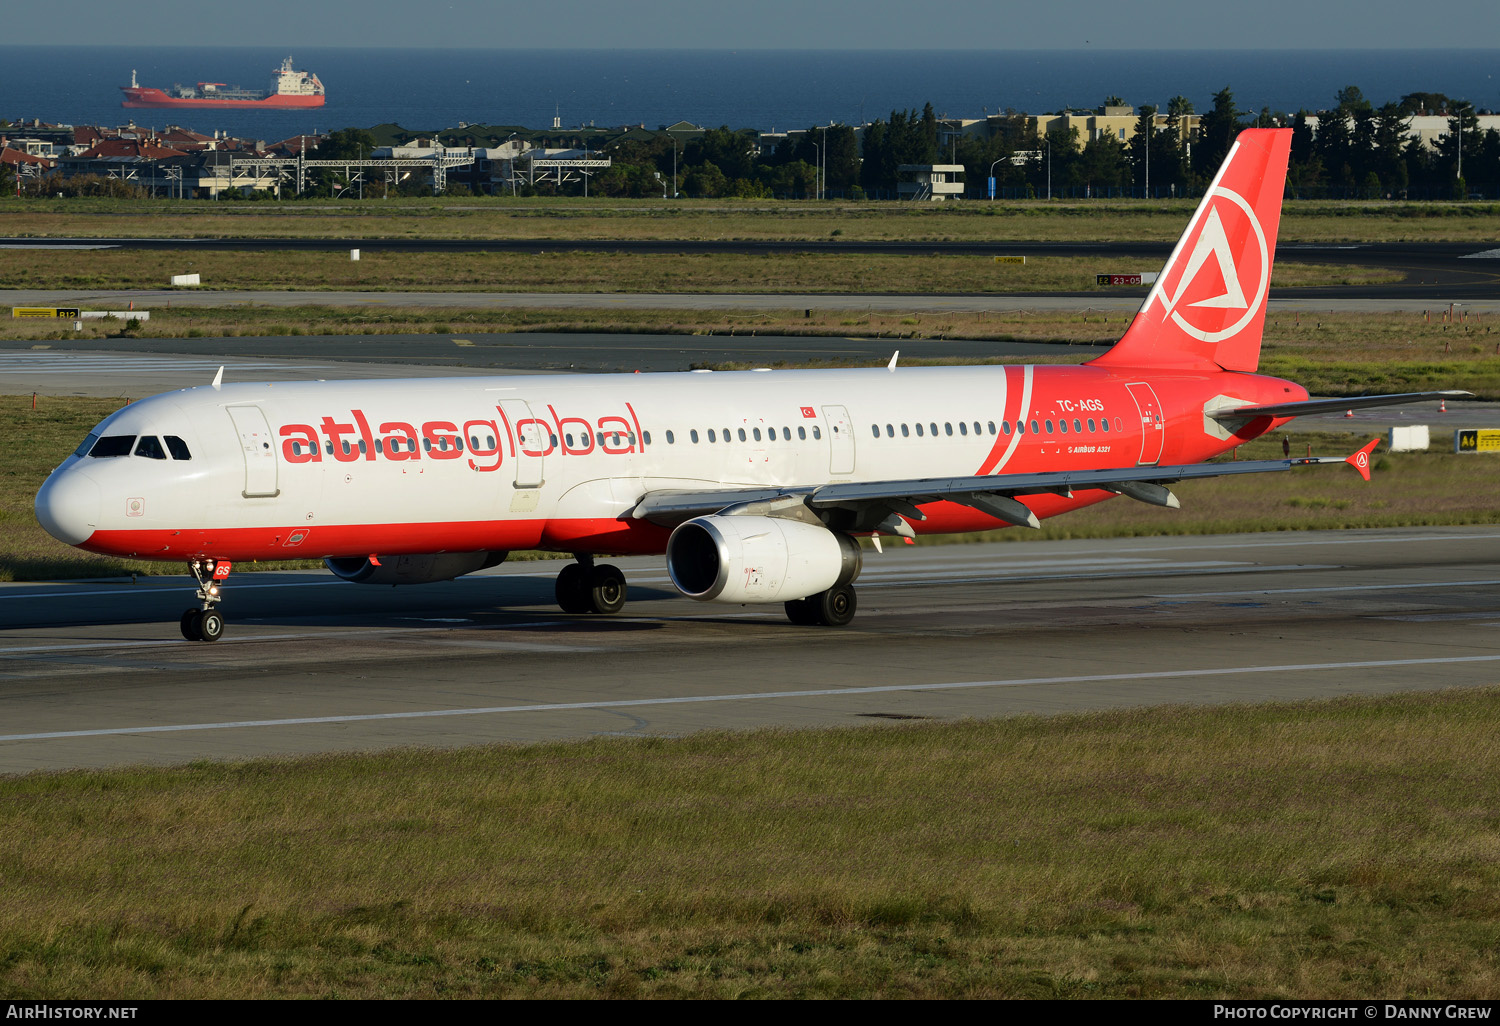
6 0 1500 49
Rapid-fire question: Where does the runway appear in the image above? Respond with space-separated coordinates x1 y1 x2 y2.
7 338 1498 428
2 527 1498 774
0 333 1104 392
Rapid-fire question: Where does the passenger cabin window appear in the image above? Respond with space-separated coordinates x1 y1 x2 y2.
690 429 699 444
165 436 191 460
813 426 822 440
798 427 806 440
134 436 167 460
89 435 135 458
871 425 879 438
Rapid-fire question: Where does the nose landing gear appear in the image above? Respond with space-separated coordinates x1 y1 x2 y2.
180 559 230 642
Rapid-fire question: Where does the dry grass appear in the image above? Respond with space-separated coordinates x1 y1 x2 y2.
4 194 1500 243
1 689 1497 997
0 247 1396 294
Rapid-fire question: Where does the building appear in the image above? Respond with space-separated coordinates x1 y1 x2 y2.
897 164 964 201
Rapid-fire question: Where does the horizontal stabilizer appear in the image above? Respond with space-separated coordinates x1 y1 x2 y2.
1209 390 1473 422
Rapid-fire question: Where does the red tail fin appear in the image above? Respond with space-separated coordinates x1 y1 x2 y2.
1090 128 1291 373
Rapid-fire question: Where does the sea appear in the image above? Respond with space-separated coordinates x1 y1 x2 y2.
2 45 1498 142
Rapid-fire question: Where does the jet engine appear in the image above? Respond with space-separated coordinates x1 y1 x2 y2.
324 551 507 586
666 515 860 604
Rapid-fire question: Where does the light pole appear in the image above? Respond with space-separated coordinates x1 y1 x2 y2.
1144 116 1150 199
820 123 829 200
989 157 1002 201
672 137 678 199
1456 104 1470 185
506 133 518 197
1046 131 1051 200
811 141 820 201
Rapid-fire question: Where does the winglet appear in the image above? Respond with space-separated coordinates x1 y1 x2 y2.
211 365 223 390
888 350 900 372
1346 438 1380 481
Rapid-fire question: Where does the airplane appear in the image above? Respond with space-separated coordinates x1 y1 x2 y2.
34 128 1468 641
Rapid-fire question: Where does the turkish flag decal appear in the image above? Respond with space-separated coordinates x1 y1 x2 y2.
801 406 816 418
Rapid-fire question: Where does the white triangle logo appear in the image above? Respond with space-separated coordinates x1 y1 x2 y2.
1162 207 1247 315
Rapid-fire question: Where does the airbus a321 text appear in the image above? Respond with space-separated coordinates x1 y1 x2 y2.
34 129 1468 640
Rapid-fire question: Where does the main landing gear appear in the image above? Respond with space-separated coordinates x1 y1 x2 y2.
180 558 230 642
555 555 627 616
784 583 858 627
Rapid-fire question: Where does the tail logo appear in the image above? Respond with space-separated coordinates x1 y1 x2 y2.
1155 187 1269 345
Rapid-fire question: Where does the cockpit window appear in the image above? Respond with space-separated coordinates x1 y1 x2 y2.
134 436 167 460
89 435 136 458
73 433 99 458
164 436 192 460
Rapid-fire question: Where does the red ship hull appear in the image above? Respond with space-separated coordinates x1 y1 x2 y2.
120 87 325 109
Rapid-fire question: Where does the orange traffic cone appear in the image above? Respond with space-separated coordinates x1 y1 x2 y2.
1344 409 1354 418
1440 400 1447 413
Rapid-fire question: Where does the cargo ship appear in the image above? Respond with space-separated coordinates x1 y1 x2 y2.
120 57 324 109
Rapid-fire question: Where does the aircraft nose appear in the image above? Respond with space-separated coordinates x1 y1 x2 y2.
34 468 100 546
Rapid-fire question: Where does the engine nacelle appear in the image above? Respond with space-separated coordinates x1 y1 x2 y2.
325 551 507 586
666 515 860 604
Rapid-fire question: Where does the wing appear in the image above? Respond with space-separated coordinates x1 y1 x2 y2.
631 440 1382 533
1208 390 1472 422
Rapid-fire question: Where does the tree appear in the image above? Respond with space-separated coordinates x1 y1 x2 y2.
314 128 377 162
1335 85 1373 114
823 125 860 193
683 160 728 198
1165 95 1195 120
1194 87 1242 178
1398 92 1451 116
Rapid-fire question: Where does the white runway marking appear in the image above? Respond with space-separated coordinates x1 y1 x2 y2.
4 653 1499 743
1153 578 1500 598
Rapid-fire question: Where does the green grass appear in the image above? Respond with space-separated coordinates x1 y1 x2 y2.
0 247 1397 294
2 689 1498 997
4 193 1500 242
